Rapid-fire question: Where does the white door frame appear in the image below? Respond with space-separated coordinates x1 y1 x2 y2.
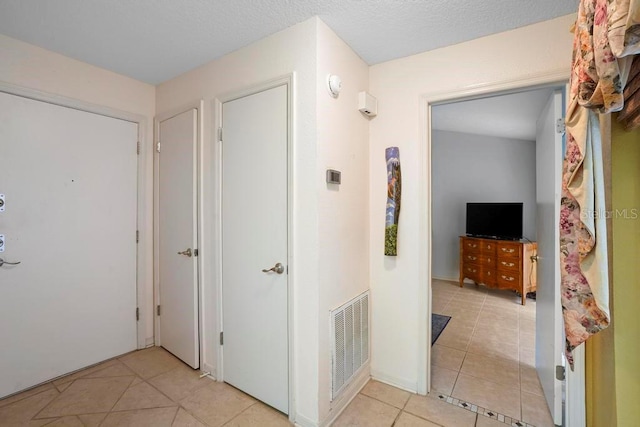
0 81 149 350
212 74 295 420
419 69 586 422
153 100 205 366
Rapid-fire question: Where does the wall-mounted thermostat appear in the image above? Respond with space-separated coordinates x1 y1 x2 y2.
326 169 341 185
358 91 378 117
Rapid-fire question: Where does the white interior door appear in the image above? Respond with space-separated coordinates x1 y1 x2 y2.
158 109 199 369
222 85 289 413
535 89 564 424
0 92 138 398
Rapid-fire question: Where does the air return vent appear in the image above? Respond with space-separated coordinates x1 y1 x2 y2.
331 290 370 400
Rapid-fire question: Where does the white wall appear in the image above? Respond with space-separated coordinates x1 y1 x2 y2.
368 14 575 392
431 130 536 281
315 20 370 424
0 34 156 343
156 19 321 424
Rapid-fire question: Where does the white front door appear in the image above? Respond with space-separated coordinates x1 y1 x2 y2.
535 89 564 424
157 109 199 369
0 91 138 398
221 85 289 413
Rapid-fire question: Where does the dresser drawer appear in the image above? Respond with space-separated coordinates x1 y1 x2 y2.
497 242 520 258
496 270 520 289
462 253 481 263
463 239 482 253
462 264 482 282
497 258 519 271
481 241 497 254
481 268 497 286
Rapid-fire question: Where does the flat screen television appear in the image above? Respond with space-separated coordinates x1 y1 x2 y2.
466 202 523 240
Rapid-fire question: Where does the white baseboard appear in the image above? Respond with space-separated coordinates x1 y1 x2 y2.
431 276 459 283
144 337 155 348
370 369 418 394
294 413 318 427
319 366 370 427
294 365 371 427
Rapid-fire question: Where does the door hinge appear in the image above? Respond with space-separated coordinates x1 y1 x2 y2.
556 365 566 381
194 249 199 257
156 141 161 153
219 332 223 345
136 230 139 243
556 118 566 134
218 127 223 142
136 307 139 321
157 305 161 316
136 141 140 155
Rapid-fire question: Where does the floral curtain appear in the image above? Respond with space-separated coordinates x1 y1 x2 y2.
561 0 639 367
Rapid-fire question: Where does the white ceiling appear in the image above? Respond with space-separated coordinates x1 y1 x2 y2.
432 88 558 141
0 0 577 85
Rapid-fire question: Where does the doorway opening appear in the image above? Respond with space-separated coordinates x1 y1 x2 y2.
423 79 584 427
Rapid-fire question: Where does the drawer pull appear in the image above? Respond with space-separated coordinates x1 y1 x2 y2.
468 243 477 248
501 248 515 253
467 256 477 261
501 261 515 267
467 268 477 273
487 245 491 249
501 275 515 281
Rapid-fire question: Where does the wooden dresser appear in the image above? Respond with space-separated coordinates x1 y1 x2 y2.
459 236 537 305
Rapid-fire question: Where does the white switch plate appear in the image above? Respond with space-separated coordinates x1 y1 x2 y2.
0 234 4 252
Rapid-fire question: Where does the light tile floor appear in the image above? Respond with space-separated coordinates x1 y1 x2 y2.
1 279 554 427
428 279 554 427
0 346 290 427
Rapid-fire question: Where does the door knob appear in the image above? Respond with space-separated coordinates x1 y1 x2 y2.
262 262 284 274
0 258 21 267
177 248 192 257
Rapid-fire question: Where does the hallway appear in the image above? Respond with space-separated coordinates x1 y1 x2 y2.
0 280 554 426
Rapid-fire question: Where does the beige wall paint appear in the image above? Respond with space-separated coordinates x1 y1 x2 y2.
156 18 321 424
368 14 575 390
315 19 370 423
0 34 156 343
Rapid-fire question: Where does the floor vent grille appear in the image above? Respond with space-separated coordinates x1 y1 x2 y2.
331 290 369 400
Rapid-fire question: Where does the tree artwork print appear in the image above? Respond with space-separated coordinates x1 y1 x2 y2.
385 147 401 256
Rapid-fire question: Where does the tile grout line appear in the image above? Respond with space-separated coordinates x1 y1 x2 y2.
0 384 56 410
433 392 536 427
102 375 138 420
220 401 259 426
169 405 180 426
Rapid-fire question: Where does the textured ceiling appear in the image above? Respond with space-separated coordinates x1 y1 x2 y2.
0 0 578 84
432 88 557 141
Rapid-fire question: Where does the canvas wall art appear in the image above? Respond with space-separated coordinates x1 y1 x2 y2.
385 147 401 256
